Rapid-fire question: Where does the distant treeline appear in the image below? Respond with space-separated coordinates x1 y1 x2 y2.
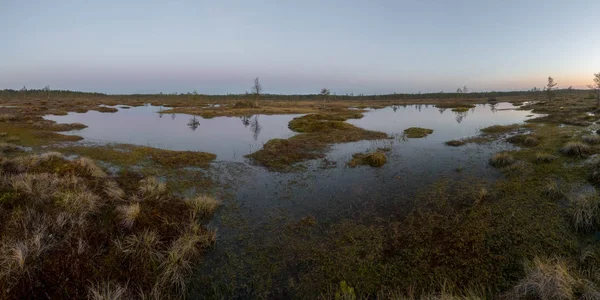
0 88 591 102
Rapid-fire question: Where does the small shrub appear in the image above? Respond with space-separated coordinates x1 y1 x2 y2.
583 135 600 145
560 142 591 157
403 127 433 138
489 152 515 168
506 134 539 146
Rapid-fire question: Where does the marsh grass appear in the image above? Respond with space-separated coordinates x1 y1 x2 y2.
582 135 600 145
506 134 539 146
403 127 434 138
445 139 466 147
560 142 591 157
480 124 521 134
347 152 387 168
513 257 578 299
138 177 167 201
187 195 220 220
87 281 129 300
543 179 563 200
568 189 600 232
536 152 558 164
0 152 217 299
489 152 515 168
247 112 387 171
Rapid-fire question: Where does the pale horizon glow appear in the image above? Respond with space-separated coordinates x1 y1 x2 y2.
1 0 599 94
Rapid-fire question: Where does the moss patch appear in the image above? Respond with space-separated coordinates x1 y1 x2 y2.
403 127 434 138
347 152 387 167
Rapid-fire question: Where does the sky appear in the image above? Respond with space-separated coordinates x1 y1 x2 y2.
1 0 599 95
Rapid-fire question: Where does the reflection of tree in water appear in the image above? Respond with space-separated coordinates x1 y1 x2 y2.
438 108 447 114
392 105 398 112
240 116 251 127
171 113 176 120
454 111 468 124
187 116 200 131
489 103 498 113
250 115 261 141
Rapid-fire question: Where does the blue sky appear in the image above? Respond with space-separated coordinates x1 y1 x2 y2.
1 0 599 94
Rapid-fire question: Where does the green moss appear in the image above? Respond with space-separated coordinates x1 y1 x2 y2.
247 112 387 171
506 134 540 147
480 124 521 134
403 127 434 138
347 152 387 167
58 144 216 168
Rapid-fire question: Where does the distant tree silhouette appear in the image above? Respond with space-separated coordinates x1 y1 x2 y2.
545 77 557 102
44 85 50 101
319 88 330 108
589 73 600 108
252 77 262 107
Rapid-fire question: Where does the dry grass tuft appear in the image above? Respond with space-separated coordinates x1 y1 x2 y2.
583 135 600 145
104 180 125 201
513 257 577 300
536 152 558 164
0 142 21 153
543 179 563 200
75 157 107 178
569 189 600 232
55 189 101 215
87 281 129 300
187 195 220 220
560 142 591 157
138 177 167 201
489 152 515 168
118 229 163 264
118 203 141 229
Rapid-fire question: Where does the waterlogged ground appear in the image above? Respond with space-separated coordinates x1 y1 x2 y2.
47 102 542 297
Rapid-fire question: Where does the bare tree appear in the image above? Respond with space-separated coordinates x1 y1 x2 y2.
545 77 557 102
251 77 262 107
462 85 468 93
43 85 50 101
20 86 27 100
319 88 330 108
588 73 600 108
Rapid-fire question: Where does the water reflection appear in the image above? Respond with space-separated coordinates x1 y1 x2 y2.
250 115 261 141
454 111 468 123
44 103 538 162
187 116 200 131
